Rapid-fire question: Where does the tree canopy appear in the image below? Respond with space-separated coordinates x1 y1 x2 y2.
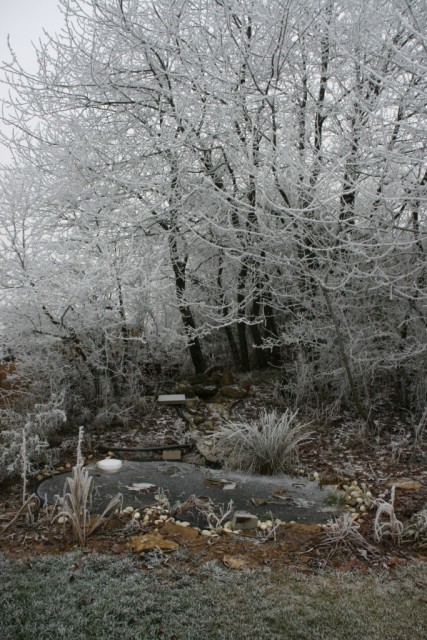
0 0 425 424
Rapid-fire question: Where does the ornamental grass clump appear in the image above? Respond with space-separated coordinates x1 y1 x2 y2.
214 408 311 475
404 506 427 547
373 486 403 544
319 512 379 560
53 426 122 546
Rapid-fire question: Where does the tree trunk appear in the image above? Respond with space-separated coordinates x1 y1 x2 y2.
237 261 251 371
169 230 206 373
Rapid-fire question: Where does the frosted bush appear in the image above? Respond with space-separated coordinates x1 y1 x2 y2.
0 401 66 483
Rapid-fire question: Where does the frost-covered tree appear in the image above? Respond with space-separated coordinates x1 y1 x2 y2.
0 0 425 423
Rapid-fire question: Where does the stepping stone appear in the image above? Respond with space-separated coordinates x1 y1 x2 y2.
158 394 186 405
162 448 182 461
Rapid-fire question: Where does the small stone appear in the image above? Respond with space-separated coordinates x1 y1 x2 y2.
133 512 141 520
231 511 258 531
57 516 68 524
201 529 212 537
123 506 134 514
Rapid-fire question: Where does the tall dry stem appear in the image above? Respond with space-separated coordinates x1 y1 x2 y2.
373 487 403 544
53 426 122 545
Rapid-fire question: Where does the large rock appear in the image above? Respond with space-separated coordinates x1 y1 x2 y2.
219 369 235 387
189 373 209 385
194 383 219 398
195 437 223 464
220 384 247 399
175 382 195 396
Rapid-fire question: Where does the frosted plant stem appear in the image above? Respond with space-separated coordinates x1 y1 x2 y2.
21 427 27 506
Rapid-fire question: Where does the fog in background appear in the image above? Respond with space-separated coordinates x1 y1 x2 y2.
0 0 63 164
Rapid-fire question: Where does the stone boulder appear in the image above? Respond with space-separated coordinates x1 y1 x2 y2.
220 384 248 399
194 383 219 399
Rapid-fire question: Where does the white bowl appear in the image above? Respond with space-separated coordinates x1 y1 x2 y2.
97 458 123 473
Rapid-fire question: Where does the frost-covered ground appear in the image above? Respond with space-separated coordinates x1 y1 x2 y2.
1 552 426 640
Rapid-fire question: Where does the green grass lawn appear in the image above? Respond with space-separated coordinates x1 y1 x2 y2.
1 552 426 640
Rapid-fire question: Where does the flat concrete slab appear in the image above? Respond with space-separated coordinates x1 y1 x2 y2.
162 449 182 461
158 394 186 405
36 461 343 525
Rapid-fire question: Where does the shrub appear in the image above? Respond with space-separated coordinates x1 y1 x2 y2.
213 408 311 474
0 400 66 483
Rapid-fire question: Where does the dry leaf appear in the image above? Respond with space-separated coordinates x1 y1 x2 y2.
126 483 156 491
131 534 179 552
222 554 248 570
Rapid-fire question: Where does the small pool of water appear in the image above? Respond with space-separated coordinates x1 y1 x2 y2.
36 461 343 525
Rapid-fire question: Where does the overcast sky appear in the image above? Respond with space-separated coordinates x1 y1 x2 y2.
0 0 64 163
